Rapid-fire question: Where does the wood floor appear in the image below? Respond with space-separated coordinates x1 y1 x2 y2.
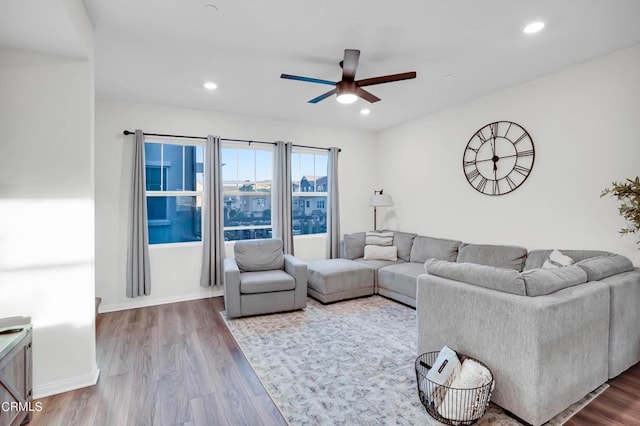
30 297 286 426
30 297 640 426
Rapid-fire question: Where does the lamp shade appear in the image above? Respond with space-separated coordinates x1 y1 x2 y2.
369 194 393 207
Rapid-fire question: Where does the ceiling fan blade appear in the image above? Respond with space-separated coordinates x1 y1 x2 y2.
341 49 360 81
356 71 417 87
308 88 337 104
280 74 336 86
356 87 381 103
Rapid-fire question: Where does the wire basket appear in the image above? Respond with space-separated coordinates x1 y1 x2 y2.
415 351 494 425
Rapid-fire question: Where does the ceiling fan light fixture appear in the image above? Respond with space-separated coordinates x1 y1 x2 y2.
336 81 358 104
336 93 358 104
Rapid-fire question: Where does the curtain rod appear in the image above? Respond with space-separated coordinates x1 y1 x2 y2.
122 130 340 152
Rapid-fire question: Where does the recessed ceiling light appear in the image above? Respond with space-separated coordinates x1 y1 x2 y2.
204 81 217 90
360 108 371 115
523 21 545 34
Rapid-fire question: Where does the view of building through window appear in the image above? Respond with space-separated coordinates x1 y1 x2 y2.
222 145 273 241
145 140 329 244
145 140 204 244
291 150 328 236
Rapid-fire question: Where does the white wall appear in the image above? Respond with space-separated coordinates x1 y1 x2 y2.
376 44 640 265
95 100 376 312
0 47 98 397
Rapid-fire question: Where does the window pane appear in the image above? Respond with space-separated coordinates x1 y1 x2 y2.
145 143 162 190
292 195 327 235
291 152 301 192
300 153 315 192
222 147 237 181
315 155 328 192
164 144 184 191
195 145 204 192
147 196 202 244
237 149 255 182
184 145 198 191
223 145 273 241
255 150 272 182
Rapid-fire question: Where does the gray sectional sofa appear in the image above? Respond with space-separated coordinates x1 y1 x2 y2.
341 230 640 426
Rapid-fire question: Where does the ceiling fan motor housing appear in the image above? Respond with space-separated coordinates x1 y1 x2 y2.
337 81 357 96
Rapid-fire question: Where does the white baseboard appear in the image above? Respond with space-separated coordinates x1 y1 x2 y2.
99 290 223 313
34 365 100 399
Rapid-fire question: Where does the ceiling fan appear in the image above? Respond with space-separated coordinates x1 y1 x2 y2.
280 49 416 104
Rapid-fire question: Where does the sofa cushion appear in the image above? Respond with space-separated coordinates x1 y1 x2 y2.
234 239 284 272
343 232 366 260
522 265 588 296
457 243 528 271
354 258 404 271
382 230 417 262
524 249 611 270
377 262 425 299
364 244 398 261
575 254 634 281
365 231 394 246
410 235 461 263
425 258 526 295
239 270 295 293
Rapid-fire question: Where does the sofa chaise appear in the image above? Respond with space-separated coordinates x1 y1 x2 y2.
340 230 640 425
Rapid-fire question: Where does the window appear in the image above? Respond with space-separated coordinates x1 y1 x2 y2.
291 150 328 236
145 140 204 244
222 144 273 241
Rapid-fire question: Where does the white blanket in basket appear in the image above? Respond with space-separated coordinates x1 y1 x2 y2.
437 358 492 423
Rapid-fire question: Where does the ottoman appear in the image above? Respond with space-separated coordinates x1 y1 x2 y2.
307 259 375 303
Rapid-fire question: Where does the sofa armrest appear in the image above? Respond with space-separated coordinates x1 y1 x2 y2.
223 258 241 318
417 273 610 426
284 254 308 309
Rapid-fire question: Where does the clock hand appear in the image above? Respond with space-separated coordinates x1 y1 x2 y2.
476 153 520 163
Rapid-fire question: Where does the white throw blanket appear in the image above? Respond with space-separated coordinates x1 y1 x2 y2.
437 359 493 423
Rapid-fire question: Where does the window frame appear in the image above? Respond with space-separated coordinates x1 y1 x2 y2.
144 137 205 245
221 142 275 241
291 148 329 237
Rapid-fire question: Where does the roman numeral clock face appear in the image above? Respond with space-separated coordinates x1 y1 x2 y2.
463 121 535 196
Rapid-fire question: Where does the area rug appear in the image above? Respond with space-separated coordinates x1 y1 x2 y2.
222 296 607 425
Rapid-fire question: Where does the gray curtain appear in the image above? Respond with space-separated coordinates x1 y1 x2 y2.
126 129 151 297
327 147 340 259
200 135 225 287
273 141 294 254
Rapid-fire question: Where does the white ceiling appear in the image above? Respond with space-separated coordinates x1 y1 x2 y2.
3 1 640 131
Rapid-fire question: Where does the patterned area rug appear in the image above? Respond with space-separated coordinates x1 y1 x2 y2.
223 296 607 425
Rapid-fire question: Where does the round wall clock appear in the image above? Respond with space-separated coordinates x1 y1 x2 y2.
463 121 535 196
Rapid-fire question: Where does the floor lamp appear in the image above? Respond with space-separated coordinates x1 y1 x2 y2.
369 189 393 231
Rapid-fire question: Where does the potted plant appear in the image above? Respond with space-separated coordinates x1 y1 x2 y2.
601 176 640 248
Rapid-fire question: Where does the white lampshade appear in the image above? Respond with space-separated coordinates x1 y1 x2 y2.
369 194 393 207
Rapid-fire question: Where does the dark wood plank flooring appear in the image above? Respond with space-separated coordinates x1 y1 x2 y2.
30 297 286 426
30 297 640 425
566 361 640 425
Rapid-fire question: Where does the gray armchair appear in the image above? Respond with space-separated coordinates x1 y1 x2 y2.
224 238 307 318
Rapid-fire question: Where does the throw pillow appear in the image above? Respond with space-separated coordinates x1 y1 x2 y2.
542 249 574 269
343 232 366 259
363 244 398 261
365 231 394 246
